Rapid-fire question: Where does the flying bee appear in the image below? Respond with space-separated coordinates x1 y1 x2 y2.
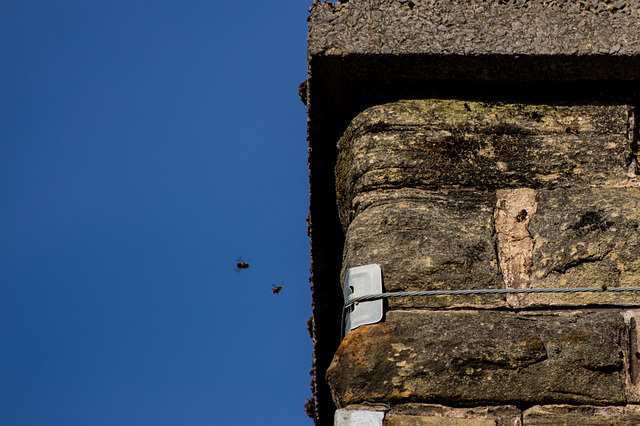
271 283 284 295
235 256 250 272
515 209 528 222
565 126 580 135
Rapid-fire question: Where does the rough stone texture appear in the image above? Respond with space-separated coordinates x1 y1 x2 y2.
528 187 640 306
384 404 521 426
336 100 632 228
309 0 640 62
307 4 640 423
341 188 504 308
523 404 640 425
327 310 628 408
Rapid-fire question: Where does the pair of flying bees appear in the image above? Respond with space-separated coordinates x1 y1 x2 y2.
235 257 283 294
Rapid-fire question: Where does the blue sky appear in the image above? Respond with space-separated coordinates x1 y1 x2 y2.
0 1 313 424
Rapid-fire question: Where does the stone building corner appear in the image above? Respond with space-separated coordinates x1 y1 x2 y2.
305 1 640 424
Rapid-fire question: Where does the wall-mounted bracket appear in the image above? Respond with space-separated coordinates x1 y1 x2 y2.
334 408 385 426
343 264 383 335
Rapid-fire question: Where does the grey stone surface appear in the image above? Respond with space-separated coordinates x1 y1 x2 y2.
309 0 640 60
385 404 521 426
341 188 504 308
327 310 628 407
336 100 632 228
529 187 640 306
523 404 640 425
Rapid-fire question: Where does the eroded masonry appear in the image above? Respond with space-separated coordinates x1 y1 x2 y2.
304 1 640 425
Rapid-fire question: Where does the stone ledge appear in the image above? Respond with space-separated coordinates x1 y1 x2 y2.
309 0 640 60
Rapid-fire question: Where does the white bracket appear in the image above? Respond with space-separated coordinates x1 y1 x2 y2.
343 264 383 335
334 409 385 426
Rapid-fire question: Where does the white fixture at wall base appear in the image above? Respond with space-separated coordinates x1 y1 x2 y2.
334 408 385 426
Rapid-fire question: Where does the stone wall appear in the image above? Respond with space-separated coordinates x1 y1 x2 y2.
305 1 640 425
325 100 640 424
335 100 639 309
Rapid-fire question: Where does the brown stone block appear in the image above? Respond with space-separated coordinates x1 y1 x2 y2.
529 187 640 306
327 310 627 408
336 100 632 229
385 403 521 426
523 404 640 425
341 189 504 308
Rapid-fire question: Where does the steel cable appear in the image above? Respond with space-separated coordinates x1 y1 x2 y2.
344 286 640 309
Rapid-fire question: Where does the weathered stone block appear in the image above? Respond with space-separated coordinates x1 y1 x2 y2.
327 310 627 408
341 188 503 309
384 404 521 426
336 100 632 228
528 187 640 306
523 404 640 425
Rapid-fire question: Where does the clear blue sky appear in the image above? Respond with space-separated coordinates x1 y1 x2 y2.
0 1 313 424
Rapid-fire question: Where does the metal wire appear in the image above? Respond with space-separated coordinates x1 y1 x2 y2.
360 401 391 410
344 286 640 309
